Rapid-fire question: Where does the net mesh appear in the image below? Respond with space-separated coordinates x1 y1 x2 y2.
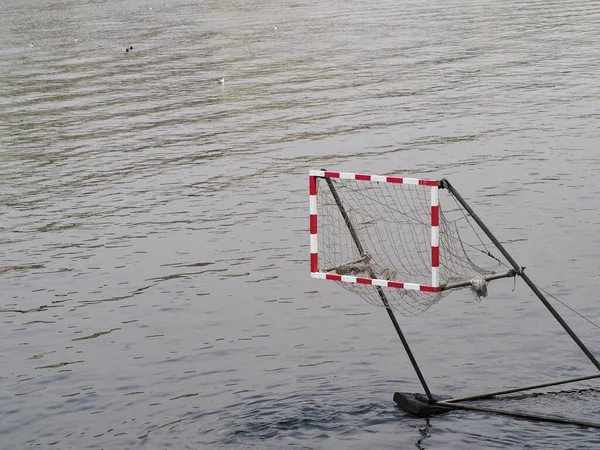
316 176 495 316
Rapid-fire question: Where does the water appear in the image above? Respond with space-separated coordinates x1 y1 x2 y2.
2 0 600 448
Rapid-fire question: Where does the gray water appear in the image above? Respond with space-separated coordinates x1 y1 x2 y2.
2 0 600 448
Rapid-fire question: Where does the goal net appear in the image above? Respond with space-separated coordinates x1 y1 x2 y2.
309 170 505 316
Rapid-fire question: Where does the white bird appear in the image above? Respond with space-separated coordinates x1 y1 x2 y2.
272 26 278 31
217 78 225 84
29 43 34 47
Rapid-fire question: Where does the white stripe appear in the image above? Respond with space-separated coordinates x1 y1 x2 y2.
309 170 324 177
430 185 439 207
402 178 419 185
371 175 386 183
320 275 436 292
431 226 439 247
310 234 318 252
431 185 440 287
309 195 317 214
340 172 355 179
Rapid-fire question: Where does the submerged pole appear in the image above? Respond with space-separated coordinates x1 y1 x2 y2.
323 176 435 402
441 179 600 372
437 401 600 430
441 373 600 403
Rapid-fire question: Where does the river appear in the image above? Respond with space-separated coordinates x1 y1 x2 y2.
2 0 600 448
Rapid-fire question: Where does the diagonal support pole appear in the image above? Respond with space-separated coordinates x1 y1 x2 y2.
441 179 600 372
440 372 600 403
435 401 600 429
323 176 435 402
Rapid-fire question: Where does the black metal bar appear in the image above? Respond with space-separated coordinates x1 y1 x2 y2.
436 401 600 430
323 176 435 402
440 373 600 403
441 179 600 372
381 294 435 402
439 269 516 291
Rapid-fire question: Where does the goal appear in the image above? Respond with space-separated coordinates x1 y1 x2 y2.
308 169 600 427
309 170 503 315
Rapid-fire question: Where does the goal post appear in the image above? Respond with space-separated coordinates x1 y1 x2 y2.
309 170 441 292
308 170 517 316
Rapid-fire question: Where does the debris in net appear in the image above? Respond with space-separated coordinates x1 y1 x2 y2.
324 259 396 280
324 254 373 276
470 275 488 300
379 268 397 280
330 263 371 276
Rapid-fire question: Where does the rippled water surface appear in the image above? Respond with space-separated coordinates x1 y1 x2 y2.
3 0 600 448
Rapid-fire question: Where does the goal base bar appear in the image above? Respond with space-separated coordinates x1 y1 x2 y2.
311 271 439 292
393 392 449 417
395 381 600 429
433 400 600 430
310 268 517 293
440 372 600 404
439 269 517 291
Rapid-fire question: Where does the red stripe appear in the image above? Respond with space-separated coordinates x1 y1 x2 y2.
388 281 404 289
325 273 342 281
420 285 439 292
309 176 317 195
431 205 439 227
419 180 439 186
386 176 404 184
310 253 318 272
324 171 340 178
355 174 371 181
310 214 317 234
431 246 439 267
356 277 372 285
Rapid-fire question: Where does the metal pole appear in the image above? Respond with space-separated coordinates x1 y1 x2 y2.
436 401 600 430
440 269 516 291
381 296 435 402
324 176 435 402
441 373 600 403
441 179 600 372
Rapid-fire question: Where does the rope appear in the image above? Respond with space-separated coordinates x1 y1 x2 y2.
535 284 600 332
445 191 600 331
447 194 509 268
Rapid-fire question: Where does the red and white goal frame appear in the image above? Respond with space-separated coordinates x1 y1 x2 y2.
309 170 441 293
